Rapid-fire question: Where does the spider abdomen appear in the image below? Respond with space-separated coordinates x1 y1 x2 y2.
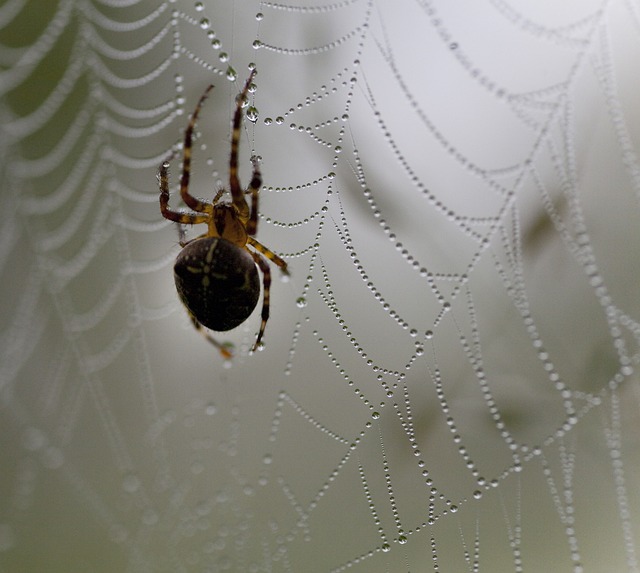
174 237 260 332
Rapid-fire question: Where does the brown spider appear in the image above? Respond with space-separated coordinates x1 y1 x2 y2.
158 70 289 358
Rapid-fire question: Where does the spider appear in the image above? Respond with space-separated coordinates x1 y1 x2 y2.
158 70 289 358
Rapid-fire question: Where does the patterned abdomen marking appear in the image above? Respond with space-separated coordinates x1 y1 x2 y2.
174 238 260 332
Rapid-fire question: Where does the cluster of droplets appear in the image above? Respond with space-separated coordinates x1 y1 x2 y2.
365 96 492 245
253 23 365 56
263 173 335 195
262 381 490 571
540 443 582 571
178 1 240 81
264 412 373 550
357 463 390 553
361 185 469 311
488 218 621 453
259 0 361 14
272 391 351 446
385 383 472 531
316 261 383 372
377 427 411 545
259 65 353 125
427 358 497 498
310 330 383 415
331 202 445 364
372 366 402 401
604 388 637 572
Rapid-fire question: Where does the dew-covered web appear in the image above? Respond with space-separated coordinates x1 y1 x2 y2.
1 0 639 571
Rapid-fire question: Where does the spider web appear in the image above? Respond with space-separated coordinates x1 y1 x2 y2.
1 0 639 571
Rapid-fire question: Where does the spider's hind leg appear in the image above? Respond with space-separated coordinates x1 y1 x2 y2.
189 314 234 359
177 223 188 247
248 237 289 275
249 250 272 352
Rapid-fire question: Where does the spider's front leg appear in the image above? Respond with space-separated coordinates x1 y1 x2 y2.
178 84 216 214
246 155 262 236
158 160 208 227
244 156 289 276
250 250 271 351
228 70 257 222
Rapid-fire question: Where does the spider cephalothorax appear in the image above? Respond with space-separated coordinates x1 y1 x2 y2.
158 70 289 358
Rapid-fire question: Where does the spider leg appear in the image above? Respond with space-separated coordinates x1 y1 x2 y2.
250 250 271 351
189 314 233 360
177 223 188 247
248 237 289 275
245 155 262 236
178 84 216 214
229 70 257 222
175 228 211 248
212 188 225 205
158 160 209 227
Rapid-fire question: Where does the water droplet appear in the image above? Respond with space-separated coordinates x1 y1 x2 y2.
246 106 259 123
398 535 407 544
371 411 380 419
473 490 483 499
199 18 210 29
381 542 390 552
263 454 273 465
296 297 307 308
195 2 204 11
225 66 236 81
255 12 264 20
